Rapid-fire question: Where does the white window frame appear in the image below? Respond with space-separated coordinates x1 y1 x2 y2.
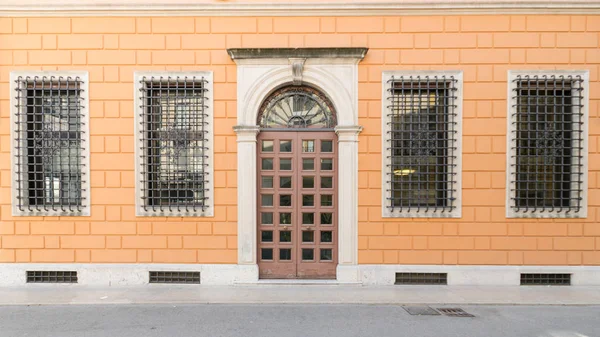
381 70 463 218
9 71 91 217
506 70 589 218
134 71 214 217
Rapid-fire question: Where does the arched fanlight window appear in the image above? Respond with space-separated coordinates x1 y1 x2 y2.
258 85 336 129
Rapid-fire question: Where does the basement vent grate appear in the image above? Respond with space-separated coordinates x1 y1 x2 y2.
520 273 571 286
437 308 474 317
26 271 78 283
395 272 447 285
149 271 200 284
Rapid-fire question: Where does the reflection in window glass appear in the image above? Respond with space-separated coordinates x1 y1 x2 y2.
321 140 333 153
280 176 292 189
302 212 314 225
321 176 333 188
302 248 314 260
262 158 273 170
279 231 292 242
321 194 333 207
280 248 292 260
321 212 333 225
261 212 273 224
302 231 314 243
320 249 333 261
280 140 292 152
303 195 314 207
321 231 333 243
280 195 292 207
261 231 273 242
261 194 273 207
303 158 314 170
261 248 273 260
280 158 292 170
303 176 314 189
262 140 273 152
321 158 333 170
261 176 273 188
279 212 292 225
302 140 315 153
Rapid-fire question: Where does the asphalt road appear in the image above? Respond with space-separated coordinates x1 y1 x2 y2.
0 304 599 337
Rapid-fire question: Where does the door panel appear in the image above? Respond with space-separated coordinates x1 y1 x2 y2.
257 131 337 279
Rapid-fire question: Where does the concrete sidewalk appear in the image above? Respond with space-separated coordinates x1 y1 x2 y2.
2 284 600 306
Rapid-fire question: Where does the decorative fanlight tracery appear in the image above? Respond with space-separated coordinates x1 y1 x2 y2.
258 86 336 129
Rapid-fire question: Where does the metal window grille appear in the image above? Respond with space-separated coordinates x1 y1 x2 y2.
13 76 86 213
138 76 210 214
385 76 458 214
26 271 78 283
520 273 571 286
395 272 448 285
510 75 584 214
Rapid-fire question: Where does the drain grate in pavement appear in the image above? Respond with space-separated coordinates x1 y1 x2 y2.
437 308 474 317
403 306 441 316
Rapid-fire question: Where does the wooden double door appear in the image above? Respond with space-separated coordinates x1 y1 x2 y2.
257 131 338 279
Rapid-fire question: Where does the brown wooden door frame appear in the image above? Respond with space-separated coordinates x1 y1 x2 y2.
257 131 338 279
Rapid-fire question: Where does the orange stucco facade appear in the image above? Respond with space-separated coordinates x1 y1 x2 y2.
0 14 599 266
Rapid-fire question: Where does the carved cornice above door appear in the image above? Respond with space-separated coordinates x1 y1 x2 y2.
227 48 368 61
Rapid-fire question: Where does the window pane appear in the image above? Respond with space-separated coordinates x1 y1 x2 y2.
280 176 292 189
279 230 292 243
261 212 273 224
303 176 314 189
321 194 333 207
320 231 333 243
280 195 292 207
302 249 314 261
279 212 292 225
320 249 333 261
261 248 273 260
321 158 333 170
302 158 314 170
279 249 292 261
387 79 458 213
303 195 314 207
302 231 314 243
512 79 580 213
321 176 333 188
321 140 333 153
261 194 273 207
320 212 333 225
261 231 273 242
302 212 314 225
280 140 292 152
262 140 273 152
280 158 292 170
262 158 273 170
302 140 315 153
261 176 273 188
19 79 86 212
142 82 209 210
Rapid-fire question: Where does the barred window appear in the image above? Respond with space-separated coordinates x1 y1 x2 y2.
507 72 589 218
382 72 462 218
135 72 214 216
10 72 90 216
